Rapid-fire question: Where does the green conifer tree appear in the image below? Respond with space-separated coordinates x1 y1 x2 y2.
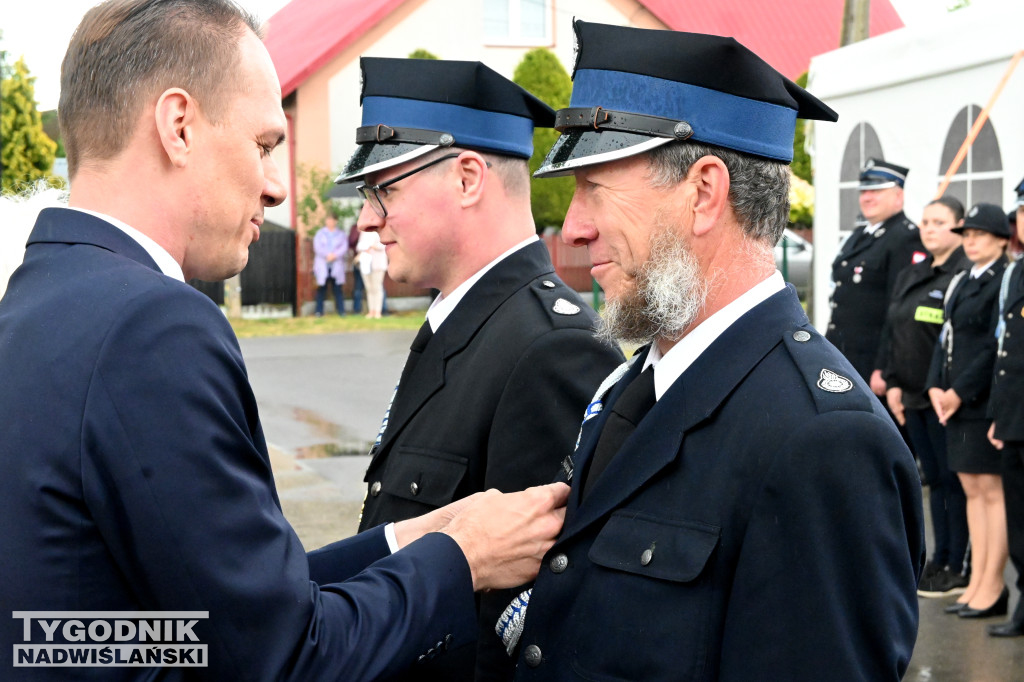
407 49 439 60
1 57 57 193
513 48 573 231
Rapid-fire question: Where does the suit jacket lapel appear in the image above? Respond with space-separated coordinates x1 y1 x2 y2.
562 288 809 539
28 207 162 273
376 240 556 454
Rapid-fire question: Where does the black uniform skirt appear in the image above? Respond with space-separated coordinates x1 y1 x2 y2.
947 416 1002 474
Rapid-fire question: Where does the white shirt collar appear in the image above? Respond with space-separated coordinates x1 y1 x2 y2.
864 221 883 235
970 258 997 279
67 207 185 282
642 271 786 399
425 235 538 331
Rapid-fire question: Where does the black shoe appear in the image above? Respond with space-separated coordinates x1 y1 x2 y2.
944 602 968 614
986 620 1024 637
958 587 1009 619
917 560 941 586
918 567 970 598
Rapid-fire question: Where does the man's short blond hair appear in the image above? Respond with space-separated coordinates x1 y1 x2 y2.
59 0 261 178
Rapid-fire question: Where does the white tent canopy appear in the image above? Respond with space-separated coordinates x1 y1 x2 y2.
808 3 1024 328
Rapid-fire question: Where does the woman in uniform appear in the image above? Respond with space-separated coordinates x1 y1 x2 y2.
883 196 970 597
928 203 1011 619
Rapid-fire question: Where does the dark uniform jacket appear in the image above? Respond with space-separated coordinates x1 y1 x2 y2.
926 257 1007 420
0 209 477 681
514 286 924 682
356 239 623 680
881 248 970 409
827 210 924 381
990 259 1024 442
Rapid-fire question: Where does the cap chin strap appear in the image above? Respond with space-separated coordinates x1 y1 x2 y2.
355 125 456 147
555 106 694 140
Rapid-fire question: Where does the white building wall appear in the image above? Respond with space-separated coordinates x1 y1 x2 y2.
808 3 1024 329
326 0 653 172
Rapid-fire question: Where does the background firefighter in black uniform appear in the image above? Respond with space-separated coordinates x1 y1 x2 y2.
828 159 926 395
985 175 1024 637
881 196 970 597
927 202 1010 620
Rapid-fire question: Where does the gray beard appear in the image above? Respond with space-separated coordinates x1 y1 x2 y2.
596 218 708 347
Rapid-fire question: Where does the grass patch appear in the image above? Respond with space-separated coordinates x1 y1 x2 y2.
229 312 425 338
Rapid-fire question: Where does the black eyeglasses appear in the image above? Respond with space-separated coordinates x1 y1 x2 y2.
357 153 461 218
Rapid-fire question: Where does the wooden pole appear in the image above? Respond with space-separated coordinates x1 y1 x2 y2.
935 50 1024 199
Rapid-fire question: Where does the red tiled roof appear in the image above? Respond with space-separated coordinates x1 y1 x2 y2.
265 0 904 97
263 0 407 97
640 0 903 79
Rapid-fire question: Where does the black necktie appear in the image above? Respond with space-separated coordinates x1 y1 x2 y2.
398 321 433 387
582 366 656 499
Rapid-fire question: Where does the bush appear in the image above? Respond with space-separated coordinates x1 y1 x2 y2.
513 48 574 232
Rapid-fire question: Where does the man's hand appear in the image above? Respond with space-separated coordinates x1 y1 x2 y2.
443 483 569 592
392 492 484 549
886 387 905 426
869 369 887 397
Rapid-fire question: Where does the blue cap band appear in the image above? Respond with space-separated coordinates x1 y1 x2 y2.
570 69 798 162
361 96 536 159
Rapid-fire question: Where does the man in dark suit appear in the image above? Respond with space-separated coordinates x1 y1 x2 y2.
986 176 1024 637
333 58 623 680
0 2 568 679
497 21 924 681
828 159 926 393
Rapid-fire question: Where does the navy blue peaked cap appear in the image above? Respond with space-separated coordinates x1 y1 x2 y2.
337 58 555 183
535 20 838 178
858 158 909 190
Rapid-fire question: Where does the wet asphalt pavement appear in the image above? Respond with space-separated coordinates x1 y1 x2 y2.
240 329 1024 681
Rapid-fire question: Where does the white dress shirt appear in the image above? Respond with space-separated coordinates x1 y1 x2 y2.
68 206 185 282
425 235 539 332
642 272 786 400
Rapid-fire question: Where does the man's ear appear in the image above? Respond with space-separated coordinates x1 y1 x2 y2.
154 88 196 168
687 156 730 237
455 151 488 209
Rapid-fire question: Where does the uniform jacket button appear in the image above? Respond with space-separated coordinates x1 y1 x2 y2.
524 644 542 667
370 481 382 496
409 481 420 496
841 260 848 267
641 548 654 566
549 554 568 573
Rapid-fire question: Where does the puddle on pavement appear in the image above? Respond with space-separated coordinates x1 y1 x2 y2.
294 442 348 459
292 407 345 441
290 407 369 458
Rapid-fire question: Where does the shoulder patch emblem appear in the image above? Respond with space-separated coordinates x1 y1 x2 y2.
912 251 927 264
553 298 580 315
817 368 853 393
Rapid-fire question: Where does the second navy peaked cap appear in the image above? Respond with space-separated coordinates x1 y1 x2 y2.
336 58 555 183
534 20 838 178
858 158 909 190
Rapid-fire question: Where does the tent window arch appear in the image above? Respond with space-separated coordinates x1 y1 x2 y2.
938 104 1003 208
838 122 884 234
